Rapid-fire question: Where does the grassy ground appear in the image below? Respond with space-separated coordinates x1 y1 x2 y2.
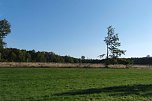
0 68 152 101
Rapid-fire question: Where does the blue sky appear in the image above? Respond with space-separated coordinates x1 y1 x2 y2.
1 0 152 59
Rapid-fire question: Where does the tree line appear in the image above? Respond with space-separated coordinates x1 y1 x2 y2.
130 57 152 65
0 48 81 63
0 47 151 65
0 48 107 63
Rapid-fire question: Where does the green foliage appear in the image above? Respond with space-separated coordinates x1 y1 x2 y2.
0 68 152 100
104 26 125 59
104 26 126 67
108 58 133 65
37 52 46 62
0 48 81 63
0 19 11 48
131 57 152 65
81 56 85 60
0 48 105 63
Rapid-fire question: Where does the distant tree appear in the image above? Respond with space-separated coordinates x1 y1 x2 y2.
26 53 31 62
81 56 85 63
64 56 74 63
98 54 105 59
81 56 85 60
146 55 151 58
37 52 46 62
73 58 79 63
29 50 36 62
18 50 25 62
104 26 126 67
0 19 11 48
10 52 17 62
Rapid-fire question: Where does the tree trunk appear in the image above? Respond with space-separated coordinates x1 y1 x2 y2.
106 43 109 68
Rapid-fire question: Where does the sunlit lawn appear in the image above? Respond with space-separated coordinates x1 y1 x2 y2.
0 67 152 101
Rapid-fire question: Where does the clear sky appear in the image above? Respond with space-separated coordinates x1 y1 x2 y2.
1 0 152 59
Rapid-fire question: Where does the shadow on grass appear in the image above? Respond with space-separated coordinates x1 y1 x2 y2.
54 84 152 96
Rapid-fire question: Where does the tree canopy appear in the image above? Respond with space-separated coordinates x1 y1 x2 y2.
104 26 126 65
0 19 11 48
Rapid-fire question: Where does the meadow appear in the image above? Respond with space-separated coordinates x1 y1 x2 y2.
0 67 152 101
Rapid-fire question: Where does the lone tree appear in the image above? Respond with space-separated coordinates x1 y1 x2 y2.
104 26 125 67
0 19 11 48
81 56 85 60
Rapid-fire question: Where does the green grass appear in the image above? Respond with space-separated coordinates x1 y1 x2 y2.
0 68 152 101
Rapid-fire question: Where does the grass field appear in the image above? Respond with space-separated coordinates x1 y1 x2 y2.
0 68 152 101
